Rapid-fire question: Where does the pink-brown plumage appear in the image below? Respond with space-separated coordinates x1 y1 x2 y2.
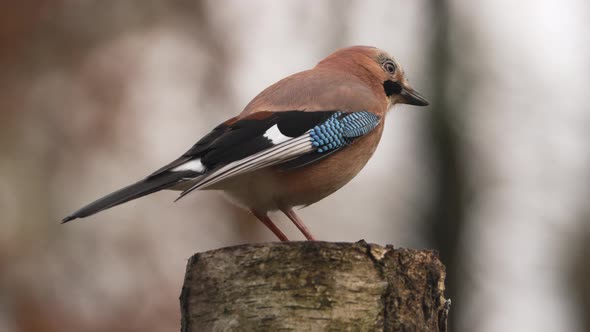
214 47 391 213
212 46 426 240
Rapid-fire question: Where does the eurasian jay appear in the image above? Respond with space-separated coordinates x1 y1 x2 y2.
62 46 428 241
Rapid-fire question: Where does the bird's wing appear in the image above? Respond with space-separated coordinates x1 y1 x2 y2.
62 108 381 222
168 110 382 201
147 116 238 178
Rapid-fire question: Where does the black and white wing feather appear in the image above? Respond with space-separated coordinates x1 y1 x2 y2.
171 110 382 200
62 110 380 222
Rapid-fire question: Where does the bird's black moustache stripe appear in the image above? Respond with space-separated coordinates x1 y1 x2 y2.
383 80 402 96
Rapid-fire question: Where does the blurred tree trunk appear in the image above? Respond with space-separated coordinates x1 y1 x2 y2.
180 241 449 331
424 0 465 329
569 213 590 332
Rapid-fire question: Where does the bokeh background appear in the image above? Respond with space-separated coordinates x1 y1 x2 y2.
1 1 589 331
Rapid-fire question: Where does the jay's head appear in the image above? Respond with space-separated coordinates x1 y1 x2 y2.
317 46 429 108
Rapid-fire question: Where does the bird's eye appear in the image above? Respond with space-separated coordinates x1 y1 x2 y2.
383 61 396 74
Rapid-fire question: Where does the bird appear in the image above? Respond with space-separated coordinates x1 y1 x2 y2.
62 45 428 241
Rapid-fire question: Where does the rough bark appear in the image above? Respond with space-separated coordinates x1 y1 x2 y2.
180 241 449 331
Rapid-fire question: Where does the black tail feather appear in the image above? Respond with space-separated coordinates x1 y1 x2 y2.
61 171 198 223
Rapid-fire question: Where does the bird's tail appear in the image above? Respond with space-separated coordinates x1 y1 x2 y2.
61 170 197 223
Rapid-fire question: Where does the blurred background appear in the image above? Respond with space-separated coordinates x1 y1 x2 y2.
1 0 588 331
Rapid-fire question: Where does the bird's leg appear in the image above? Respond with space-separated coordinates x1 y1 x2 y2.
251 210 289 241
280 207 316 241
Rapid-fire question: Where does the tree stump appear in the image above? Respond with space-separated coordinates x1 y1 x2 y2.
180 241 449 331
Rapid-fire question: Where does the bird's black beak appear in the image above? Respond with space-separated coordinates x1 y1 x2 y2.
400 87 429 106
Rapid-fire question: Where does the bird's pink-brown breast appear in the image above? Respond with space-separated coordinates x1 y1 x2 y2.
271 121 384 208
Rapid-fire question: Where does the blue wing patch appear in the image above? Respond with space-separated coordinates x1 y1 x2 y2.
279 111 381 170
310 111 381 153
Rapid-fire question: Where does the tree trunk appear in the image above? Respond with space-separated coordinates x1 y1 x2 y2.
180 241 449 331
